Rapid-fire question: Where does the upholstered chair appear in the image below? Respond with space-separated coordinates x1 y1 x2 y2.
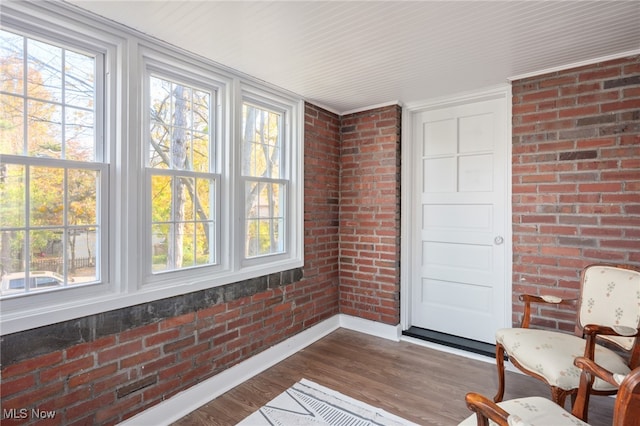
494 264 640 411
459 357 640 426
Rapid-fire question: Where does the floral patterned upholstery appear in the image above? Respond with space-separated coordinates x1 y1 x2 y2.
496 328 630 391
578 265 640 350
458 396 589 426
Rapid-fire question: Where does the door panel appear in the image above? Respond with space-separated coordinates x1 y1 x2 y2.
411 97 507 344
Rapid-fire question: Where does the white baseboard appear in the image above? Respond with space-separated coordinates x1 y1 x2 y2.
338 314 402 341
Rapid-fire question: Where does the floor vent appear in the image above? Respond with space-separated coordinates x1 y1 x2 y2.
403 327 496 359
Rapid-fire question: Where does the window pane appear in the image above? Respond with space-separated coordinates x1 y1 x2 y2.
65 49 95 109
30 228 64 275
28 100 62 158
151 174 172 222
190 130 210 172
0 94 24 155
195 177 213 216
149 127 170 169
65 107 95 161
0 30 25 96
245 181 285 258
0 230 25 286
195 222 213 266
192 89 209 133
183 176 195 221
182 221 195 267
27 39 62 103
151 223 169 273
148 76 211 172
0 163 26 228
30 166 64 227
67 168 98 226
242 104 281 178
150 174 216 273
67 227 97 284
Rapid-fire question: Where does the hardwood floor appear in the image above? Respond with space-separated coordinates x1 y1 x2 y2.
173 329 615 426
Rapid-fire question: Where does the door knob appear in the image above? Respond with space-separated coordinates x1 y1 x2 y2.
494 236 504 245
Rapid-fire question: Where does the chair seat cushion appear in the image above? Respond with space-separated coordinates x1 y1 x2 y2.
458 396 588 426
496 328 630 391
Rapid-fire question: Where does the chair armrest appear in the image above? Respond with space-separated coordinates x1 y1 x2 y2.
518 294 577 328
583 324 639 338
574 356 620 388
581 324 640 358
465 392 510 426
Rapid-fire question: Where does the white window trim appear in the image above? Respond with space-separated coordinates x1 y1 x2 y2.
0 1 304 336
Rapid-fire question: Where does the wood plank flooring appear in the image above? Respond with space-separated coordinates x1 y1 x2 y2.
173 329 615 426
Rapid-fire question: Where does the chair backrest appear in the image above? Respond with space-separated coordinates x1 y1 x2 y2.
613 366 640 426
577 264 640 351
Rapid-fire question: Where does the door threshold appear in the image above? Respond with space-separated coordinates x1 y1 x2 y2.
403 327 496 358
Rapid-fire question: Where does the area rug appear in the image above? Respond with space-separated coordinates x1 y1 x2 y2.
237 379 419 426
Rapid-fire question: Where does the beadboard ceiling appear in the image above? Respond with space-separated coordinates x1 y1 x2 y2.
66 0 640 114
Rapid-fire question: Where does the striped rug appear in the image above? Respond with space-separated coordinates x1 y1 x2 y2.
237 379 419 426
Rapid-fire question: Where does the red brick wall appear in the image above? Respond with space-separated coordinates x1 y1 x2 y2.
304 104 341 286
339 105 402 325
0 103 341 426
512 55 640 331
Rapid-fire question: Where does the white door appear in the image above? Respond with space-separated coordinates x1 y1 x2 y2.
410 96 508 344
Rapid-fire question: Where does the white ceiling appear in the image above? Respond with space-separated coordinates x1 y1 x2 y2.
66 0 640 114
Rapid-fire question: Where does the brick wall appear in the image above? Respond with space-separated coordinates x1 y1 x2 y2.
0 102 341 426
339 105 402 325
512 55 640 331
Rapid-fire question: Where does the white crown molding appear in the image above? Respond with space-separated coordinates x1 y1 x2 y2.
508 49 640 81
340 101 402 116
403 84 511 112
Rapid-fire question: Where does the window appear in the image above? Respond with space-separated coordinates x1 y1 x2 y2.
241 102 287 258
0 28 105 298
146 74 217 274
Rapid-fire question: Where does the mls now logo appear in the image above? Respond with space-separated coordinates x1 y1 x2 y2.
3 408 56 419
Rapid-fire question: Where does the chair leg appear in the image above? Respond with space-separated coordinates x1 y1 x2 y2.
571 370 594 423
550 386 568 408
494 343 506 402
